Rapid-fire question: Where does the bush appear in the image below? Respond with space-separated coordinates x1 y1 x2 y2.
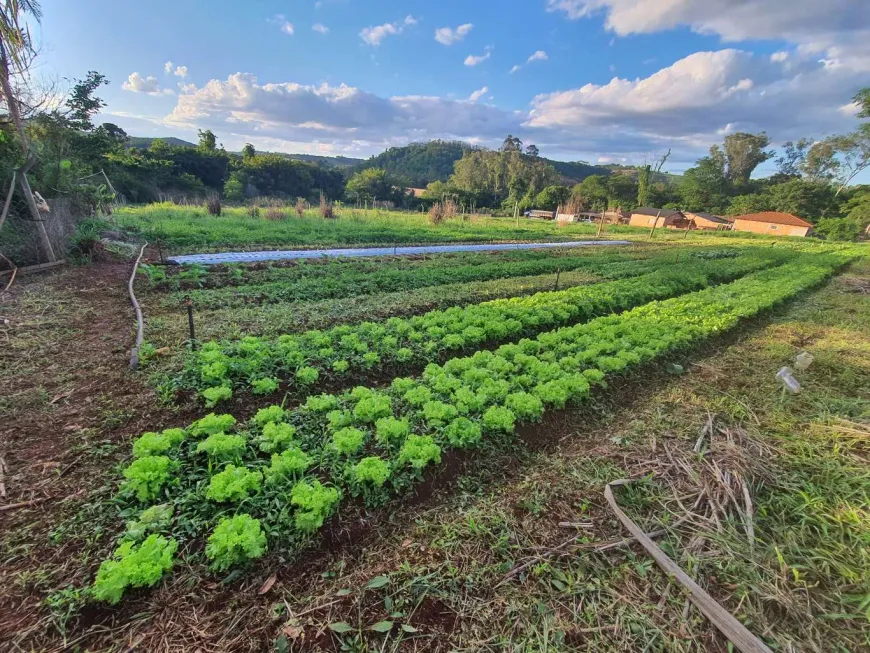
320 193 335 219
428 202 445 225
205 514 267 571
295 197 305 217
246 203 260 218
264 207 285 221
205 194 222 216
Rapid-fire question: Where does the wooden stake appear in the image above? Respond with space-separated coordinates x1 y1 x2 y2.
647 210 662 241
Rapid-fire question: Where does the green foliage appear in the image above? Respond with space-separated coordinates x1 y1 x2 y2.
295 366 319 386
375 416 410 444
124 504 173 542
505 392 545 422
345 167 401 204
290 480 340 532
258 422 298 453
254 405 285 426
205 514 267 571
535 185 570 210
331 427 366 456
353 457 391 486
191 413 237 436
421 400 459 426
92 535 178 604
443 417 482 448
482 406 516 433
304 394 341 413
132 428 185 458
251 377 279 395
122 456 176 503
264 448 312 484
398 435 441 470
206 465 262 502
196 433 247 460
352 394 392 423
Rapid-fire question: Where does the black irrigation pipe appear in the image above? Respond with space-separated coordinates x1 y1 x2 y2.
128 242 148 370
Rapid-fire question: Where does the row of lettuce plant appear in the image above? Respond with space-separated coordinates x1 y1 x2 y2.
157 246 696 310
90 252 853 603
169 248 794 406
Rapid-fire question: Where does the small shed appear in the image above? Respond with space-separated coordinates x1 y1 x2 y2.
731 212 813 237
629 207 686 229
684 212 734 231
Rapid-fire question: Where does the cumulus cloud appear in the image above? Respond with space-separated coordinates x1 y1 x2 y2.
527 50 549 62
546 0 870 71
435 23 473 45
509 64 522 74
312 23 329 34
122 72 162 95
464 49 491 66
271 14 294 35
467 86 489 103
361 16 418 46
173 65 188 78
163 61 173 75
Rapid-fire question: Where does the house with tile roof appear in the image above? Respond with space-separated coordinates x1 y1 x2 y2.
684 211 734 231
628 207 687 229
731 212 814 237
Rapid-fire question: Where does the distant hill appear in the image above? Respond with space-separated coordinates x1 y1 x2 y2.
269 152 363 169
127 136 196 149
547 160 612 183
356 141 478 187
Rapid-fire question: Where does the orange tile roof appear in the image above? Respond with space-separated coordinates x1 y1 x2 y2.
732 211 813 228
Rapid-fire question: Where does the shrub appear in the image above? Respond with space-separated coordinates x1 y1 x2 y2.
191 413 237 437
132 428 185 458
295 197 305 217
428 202 445 225
206 465 263 502
205 194 222 216
202 385 232 408
122 456 176 503
398 435 441 470
353 457 391 486
264 206 286 221
319 193 335 219
443 417 482 448
290 479 340 532
331 427 366 456
264 448 312 484
246 203 260 218
259 422 297 453
196 433 247 460
92 534 178 604
205 514 267 571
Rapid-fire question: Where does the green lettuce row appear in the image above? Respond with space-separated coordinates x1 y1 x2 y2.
98 253 850 602
175 248 794 404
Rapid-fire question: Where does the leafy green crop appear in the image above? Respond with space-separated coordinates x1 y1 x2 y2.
258 422 297 453
505 392 545 422
331 427 366 456
353 457 391 486
251 377 280 395
206 465 263 502
254 405 285 426
205 514 267 571
482 406 517 433
374 416 409 444
352 394 392 423
92 534 178 604
122 456 176 503
290 480 340 532
202 385 232 407
191 413 237 437
196 433 247 461
132 428 185 458
124 504 173 541
398 435 442 470
443 417 482 448
264 448 312 485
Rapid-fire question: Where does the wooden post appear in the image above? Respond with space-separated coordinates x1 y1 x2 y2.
596 211 605 238
554 268 561 291
515 200 519 227
19 174 56 262
647 210 662 241
683 218 694 239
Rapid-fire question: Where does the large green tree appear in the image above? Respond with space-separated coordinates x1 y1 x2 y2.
722 132 773 186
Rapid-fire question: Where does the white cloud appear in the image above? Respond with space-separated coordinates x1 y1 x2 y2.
546 0 870 72
360 16 417 46
163 61 173 75
173 65 188 78
510 64 523 74
468 86 489 102
527 50 549 63
272 14 294 35
313 23 329 34
435 23 473 45
464 50 491 66
122 72 162 95
771 50 789 63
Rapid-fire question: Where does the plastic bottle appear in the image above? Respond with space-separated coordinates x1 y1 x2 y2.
794 351 814 371
776 367 801 394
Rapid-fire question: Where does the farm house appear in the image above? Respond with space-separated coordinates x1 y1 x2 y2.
731 211 814 237
628 207 688 229
684 211 734 231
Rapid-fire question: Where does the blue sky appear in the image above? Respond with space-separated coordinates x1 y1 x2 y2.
34 1 870 175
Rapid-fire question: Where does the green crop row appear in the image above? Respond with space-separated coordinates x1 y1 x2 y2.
156 247 689 310
170 249 793 405
90 253 852 603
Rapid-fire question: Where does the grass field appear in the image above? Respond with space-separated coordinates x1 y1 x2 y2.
1 206 868 651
